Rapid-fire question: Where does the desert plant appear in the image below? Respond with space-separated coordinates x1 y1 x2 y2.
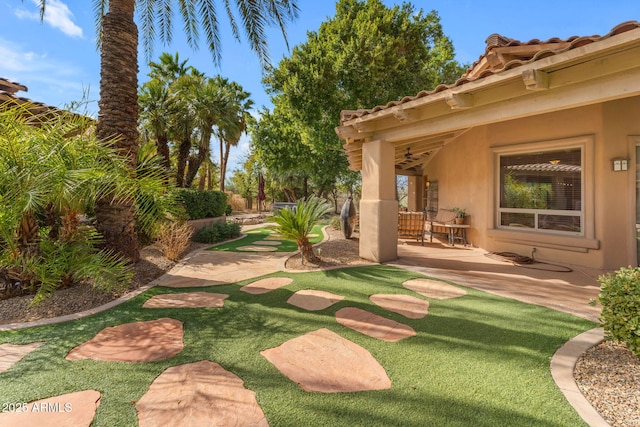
0 105 135 304
193 221 241 244
597 266 640 357
155 221 194 261
273 196 331 264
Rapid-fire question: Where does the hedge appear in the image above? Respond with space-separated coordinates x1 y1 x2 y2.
176 189 228 220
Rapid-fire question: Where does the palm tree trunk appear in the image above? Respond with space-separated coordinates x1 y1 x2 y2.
176 137 191 187
94 0 140 262
220 140 232 193
219 137 226 192
185 134 210 188
156 133 171 170
299 239 317 264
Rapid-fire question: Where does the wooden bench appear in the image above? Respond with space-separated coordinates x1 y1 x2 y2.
398 211 426 245
425 209 457 242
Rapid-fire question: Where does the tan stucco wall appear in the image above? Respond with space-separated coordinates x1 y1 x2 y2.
422 97 640 270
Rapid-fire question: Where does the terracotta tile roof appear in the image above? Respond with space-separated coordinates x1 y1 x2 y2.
0 77 63 116
340 20 640 123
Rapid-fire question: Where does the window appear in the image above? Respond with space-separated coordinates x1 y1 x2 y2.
498 147 582 235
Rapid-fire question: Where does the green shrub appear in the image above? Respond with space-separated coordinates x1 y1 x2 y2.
193 221 241 244
225 204 233 215
597 266 640 357
176 189 228 219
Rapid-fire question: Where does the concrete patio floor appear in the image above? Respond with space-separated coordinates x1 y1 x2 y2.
391 239 603 323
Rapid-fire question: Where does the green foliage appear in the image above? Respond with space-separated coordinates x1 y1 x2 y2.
139 54 254 190
193 221 241 244
0 106 133 304
134 141 183 243
503 173 550 209
177 189 228 219
597 267 640 356
257 0 465 196
274 196 331 262
225 204 233 215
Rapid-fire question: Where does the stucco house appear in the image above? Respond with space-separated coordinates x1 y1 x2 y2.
335 21 640 271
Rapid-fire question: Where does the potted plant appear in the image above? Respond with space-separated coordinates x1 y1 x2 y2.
453 207 466 224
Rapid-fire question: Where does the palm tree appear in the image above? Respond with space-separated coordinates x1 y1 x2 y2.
0 106 134 303
34 0 300 261
139 78 173 169
273 196 331 264
185 76 233 188
217 80 254 192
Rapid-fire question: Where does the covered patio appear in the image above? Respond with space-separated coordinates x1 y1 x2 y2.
336 21 640 270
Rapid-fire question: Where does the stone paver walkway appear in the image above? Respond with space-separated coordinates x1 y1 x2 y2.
335 307 416 342
136 360 267 427
66 318 183 362
0 342 42 373
143 292 228 308
287 289 345 310
0 390 101 427
403 278 467 299
260 328 391 392
369 294 430 319
240 277 293 294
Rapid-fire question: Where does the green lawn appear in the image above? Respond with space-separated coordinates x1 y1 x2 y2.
209 224 325 252
0 265 595 426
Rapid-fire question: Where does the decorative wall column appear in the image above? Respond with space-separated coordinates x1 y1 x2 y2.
407 175 424 211
360 139 398 262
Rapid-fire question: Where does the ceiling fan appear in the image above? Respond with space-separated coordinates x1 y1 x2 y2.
404 147 414 160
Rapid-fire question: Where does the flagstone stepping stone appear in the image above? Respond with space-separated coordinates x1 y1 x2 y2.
261 328 390 393
136 361 267 427
240 277 293 294
0 390 101 427
369 294 430 319
237 245 278 252
157 275 224 288
65 318 183 362
335 307 416 342
143 292 228 309
403 278 467 300
0 342 43 374
253 240 281 246
287 290 344 311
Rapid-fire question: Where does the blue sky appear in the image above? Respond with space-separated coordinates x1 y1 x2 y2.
1 1 638 170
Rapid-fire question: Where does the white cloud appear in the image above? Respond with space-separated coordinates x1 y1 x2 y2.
0 37 97 110
16 0 83 38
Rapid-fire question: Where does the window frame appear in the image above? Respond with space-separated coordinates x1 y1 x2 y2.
493 136 594 239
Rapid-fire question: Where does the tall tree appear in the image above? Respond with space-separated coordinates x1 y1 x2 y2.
34 0 300 261
217 80 254 193
262 0 464 197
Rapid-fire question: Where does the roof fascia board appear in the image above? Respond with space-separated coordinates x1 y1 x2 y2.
375 67 640 144
339 27 640 130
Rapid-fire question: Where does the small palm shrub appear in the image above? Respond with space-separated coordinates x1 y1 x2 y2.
155 221 194 261
597 266 640 357
273 196 332 264
193 221 241 244
0 105 136 304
